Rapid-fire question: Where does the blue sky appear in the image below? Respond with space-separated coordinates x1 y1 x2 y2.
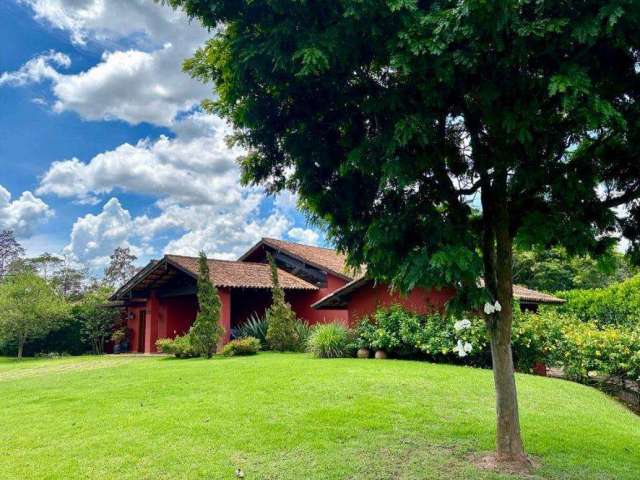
0 0 321 272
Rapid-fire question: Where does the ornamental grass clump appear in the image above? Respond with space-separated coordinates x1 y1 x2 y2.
265 254 300 351
307 323 351 358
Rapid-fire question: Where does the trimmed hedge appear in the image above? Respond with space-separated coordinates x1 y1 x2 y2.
223 337 261 356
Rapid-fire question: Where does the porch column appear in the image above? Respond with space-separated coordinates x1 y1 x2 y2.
145 291 160 353
219 288 232 346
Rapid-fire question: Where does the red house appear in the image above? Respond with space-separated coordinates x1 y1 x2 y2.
312 276 565 325
111 238 356 353
111 237 563 353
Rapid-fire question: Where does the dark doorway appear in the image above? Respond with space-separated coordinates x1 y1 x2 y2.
138 310 146 352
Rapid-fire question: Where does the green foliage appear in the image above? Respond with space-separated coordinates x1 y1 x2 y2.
559 322 640 383
238 313 269 348
513 246 635 293
189 252 224 358
73 286 119 355
156 335 198 358
265 254 300 351
0 272 69 358
556 275 640 327
307 323 351 358
222 337 261 357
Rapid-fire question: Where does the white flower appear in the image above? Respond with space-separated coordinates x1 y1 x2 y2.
494 300 502 312
463 342 473 353
454 319 472 332
483 302 496 315
453 339 468 358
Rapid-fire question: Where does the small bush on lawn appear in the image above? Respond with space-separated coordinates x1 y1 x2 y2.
265 255 301 351
156 335 198 358
307 323 351 358
222 337 261 356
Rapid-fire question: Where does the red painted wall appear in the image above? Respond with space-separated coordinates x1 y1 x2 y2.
346 283 455 326
125 288 233 353
287 273 349 325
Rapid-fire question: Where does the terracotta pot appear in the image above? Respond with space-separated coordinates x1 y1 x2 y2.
357 348 370 359
374 350 387 360
532 362 547 376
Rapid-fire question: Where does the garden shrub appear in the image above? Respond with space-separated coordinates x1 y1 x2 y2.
238 313 269 347
307 323 351 358
189 252 224 358
156 335 198 358
556 274 640 327
222 337 261 356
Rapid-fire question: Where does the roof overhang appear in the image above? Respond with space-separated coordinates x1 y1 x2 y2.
312 277 566 310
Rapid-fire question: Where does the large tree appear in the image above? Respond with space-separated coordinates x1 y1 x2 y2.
103 247 138 289
0 272 69 359
165 0 640 465
0 230 25 278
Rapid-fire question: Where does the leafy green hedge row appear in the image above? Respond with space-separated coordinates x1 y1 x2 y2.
352 305 640 382
556 274 640 327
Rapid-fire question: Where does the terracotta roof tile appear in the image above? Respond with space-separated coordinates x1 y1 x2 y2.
256 238 360 279
166 255 318 290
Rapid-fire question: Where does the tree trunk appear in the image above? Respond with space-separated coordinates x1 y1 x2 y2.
17 338 24 360
487 201 528 463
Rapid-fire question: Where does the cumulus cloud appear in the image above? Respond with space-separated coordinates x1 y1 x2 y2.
10 0 210 126
0 50 70 86
0 185 53 237
38 114 244 205
65 197 136 266
287 227 320 246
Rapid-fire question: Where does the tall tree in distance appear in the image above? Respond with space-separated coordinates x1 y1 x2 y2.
103 247 138 289
166 0 640 465
52 255 88 299
30 252 63 282
0 230 25 278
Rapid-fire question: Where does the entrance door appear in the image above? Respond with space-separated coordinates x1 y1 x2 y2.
138 310 146 353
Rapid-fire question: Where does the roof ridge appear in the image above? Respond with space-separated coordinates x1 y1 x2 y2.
166 254 276 267
263 237 340 253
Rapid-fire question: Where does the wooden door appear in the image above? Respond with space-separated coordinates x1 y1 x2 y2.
138 310 146 353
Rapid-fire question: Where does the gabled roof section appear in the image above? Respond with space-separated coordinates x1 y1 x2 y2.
111 254 318 300
311 275 566 310
166 255 318 290
239 237 358 280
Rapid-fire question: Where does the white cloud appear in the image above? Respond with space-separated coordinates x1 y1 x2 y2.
38 114 244 205
287 227 320 246
65 197 137 266
0 185 53 237
11 0 211 126
0 50 70 86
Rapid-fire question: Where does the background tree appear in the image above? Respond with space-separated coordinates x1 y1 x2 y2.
265 254 299 351
0 272 69 359
167 0 640 465
189 251 223 358
0 230 25 279
29 252 63 282
103 247 138 289
52 255 88 300
513 247 635 293
74 286 119 355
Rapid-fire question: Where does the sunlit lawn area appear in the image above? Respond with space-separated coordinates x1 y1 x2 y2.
0 353 638 479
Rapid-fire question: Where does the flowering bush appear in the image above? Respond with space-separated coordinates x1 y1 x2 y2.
156 335 198 358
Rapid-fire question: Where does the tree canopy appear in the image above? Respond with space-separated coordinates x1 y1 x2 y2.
165 0 640 464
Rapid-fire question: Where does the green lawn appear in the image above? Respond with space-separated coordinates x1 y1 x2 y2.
0 354 637 479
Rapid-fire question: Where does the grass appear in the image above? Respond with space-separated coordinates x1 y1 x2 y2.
0 353 638 479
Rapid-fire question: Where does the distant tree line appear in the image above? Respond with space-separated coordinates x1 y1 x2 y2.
0 230 140 358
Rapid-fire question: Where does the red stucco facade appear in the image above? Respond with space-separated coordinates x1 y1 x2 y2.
345 284 455 326
287 273 349 326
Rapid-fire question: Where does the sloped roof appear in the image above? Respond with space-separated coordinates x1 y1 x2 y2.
166 255 318 290
111 254 318 299
239 237 358 280
312 275 565 309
